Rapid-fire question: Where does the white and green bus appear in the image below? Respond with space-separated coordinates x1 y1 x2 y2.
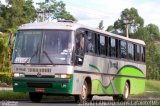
12 21 146 103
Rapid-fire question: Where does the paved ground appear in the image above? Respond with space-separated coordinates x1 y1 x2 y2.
0 96 160 106
0 88 160 106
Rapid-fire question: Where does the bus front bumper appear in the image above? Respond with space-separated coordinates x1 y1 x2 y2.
12 77 73 94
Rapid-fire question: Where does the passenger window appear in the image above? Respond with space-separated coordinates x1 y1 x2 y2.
86 32 95 53
128 42 134 60
99 35 106 55
110 38 117 57
75 31 85 65
141 46 145 62
119 40 127 58
135 45 140 61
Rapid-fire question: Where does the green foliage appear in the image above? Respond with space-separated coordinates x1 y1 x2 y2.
132 80 160 98
0 38 4 52
0 90 73 100
133 27 149 41
0 0 37 32
0 72 12 85
109 7 144 36
106 25 114 32
37 0 76 21
98 20 104 30
0 91 28 100
146 42 160 80
145 80 160 91
0 33 13 78
22 0 37 23
145 24 160 40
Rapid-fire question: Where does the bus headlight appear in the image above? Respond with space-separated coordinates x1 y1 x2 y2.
55 74 71 78
13 73 25 77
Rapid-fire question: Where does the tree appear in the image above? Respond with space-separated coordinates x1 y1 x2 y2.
36 0 76 22
106 25 120 34
146 42 160 80
0 0 37 73
107 7 144 37
0 0 37 32
133 27 149 41
133 24 160 41
22 0 37 23
0 3 9 31
6 0 25 29
98 20 104 30
145 24 160 40
106 25 114 32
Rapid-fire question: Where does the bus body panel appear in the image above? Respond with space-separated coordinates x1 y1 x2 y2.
72 54 146 95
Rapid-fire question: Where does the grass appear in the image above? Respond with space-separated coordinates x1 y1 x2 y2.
0 91 29 100
0 80 160 100
0 90 73 101
131 80 160 98
145 80 160 91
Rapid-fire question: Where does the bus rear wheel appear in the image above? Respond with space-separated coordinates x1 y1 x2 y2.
75 80 88 103
113 82 130 101
29 92 43 102
123 82 129 100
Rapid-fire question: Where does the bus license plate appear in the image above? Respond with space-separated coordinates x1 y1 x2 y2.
35 88 45 92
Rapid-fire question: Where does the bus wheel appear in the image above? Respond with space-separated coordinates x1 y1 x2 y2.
29 92 42 102
75 80 88 103
113 82 130 101
123 82 130 100
88 95 93 101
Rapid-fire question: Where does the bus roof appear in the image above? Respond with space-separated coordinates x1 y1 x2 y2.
18 22 145 45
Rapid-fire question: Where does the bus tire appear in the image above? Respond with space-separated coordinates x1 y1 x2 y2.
113 82 130 101
123 82 130 100
88 94 93 101
29 92 42 102
75 80 88 103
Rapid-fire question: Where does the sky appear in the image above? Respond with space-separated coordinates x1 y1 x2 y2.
1 0 160 30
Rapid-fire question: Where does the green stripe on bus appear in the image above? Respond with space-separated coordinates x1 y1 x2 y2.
89 64 100 72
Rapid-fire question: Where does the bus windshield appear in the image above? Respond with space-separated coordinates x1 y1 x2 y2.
12 30 73 65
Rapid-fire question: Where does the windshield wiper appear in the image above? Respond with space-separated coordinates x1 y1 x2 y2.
24 43 40 64
43 50 55 66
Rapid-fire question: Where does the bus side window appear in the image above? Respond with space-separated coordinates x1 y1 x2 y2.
141 46 145 62
109 38 118 57
105 37 108 56
119 40 127 59
75 31 85 65
128 42 134 60
135 45 140 61
99 35 106 56
86 32 95 53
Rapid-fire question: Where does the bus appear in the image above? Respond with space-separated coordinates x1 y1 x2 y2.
12 21 146 103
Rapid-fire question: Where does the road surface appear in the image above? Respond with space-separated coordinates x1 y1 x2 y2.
0 96 160 106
